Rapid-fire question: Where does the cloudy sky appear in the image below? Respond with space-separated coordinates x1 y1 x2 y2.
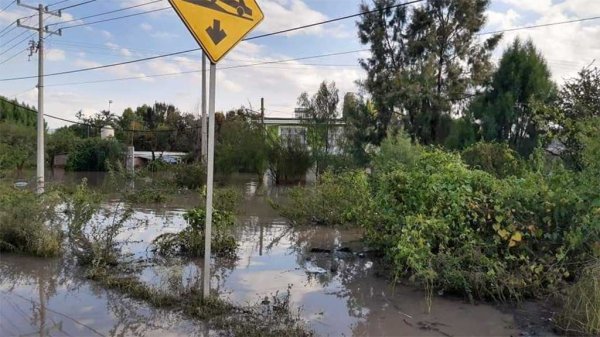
0 0 599 129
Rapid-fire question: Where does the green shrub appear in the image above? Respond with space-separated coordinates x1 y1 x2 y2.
152 208 237 258
64 182 133 267
461 142 524 178
556 261 600 336
367 147 599 301
67 137 125 171
0 184 63 257
275 170 372 227
174 163 206 189
268 138 313 184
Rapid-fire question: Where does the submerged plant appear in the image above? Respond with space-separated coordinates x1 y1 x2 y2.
0 184 63 257
153 208 237 258
64 182 134 267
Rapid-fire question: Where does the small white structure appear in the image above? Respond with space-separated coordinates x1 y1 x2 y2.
101 125 115 139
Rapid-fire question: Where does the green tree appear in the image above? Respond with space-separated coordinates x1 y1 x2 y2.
557 66 600 169
471 38 557 156
358 0 501 144
297 81 340 175
342 92 378 165
216 112 269 176
0 122 36 176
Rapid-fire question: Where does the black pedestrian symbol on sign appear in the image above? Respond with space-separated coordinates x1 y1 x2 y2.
183 0 254 21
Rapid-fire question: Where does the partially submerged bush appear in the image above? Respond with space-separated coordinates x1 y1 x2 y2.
153 208 237 258
66 137 125 171
556 261 600 336
174 163 206 189
276 170 372 227
367 146 599 301
0 184 63 257
64 183 133 267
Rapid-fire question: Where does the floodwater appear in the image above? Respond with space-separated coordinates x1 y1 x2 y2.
1 173 551 337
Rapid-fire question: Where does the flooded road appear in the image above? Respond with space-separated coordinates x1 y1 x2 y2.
1 176 532 336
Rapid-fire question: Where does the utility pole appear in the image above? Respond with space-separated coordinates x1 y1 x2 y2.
16 1 61 194
260 97 265 126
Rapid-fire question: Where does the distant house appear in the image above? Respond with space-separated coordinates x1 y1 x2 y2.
263 108 346 154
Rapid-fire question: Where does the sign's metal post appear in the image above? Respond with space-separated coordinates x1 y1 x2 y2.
167 0 264 300
203 62 217 298
201 53 208 164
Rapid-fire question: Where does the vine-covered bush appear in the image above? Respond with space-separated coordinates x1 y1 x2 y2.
461 142 524 178
368 147 599 301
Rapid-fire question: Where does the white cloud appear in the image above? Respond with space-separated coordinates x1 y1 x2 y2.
486 1 600 83
120 48 133 57
46 48 66 61
257 0 329 36
140 23 153 31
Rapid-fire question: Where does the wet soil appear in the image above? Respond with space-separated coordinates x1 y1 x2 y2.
0 175 556 337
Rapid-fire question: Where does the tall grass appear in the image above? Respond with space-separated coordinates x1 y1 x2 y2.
0 184 63 257
556 261 600 336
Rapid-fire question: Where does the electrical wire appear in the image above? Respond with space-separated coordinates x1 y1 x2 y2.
46 0 164 27
0 32 35 58
1 3 599 83
46 0 72 8
60 6 170 30
0 0 16 13
56 0 96 12
42 49 367 87
479 16 600 36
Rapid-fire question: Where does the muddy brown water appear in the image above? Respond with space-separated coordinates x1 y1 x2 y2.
1 173 553 336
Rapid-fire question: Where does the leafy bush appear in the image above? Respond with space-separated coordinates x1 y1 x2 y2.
174 163 206 189
268 138 313 184
0 122 35 174
64 182 133 267
367 146 599 301
556 260 600 336
67 137 125 171
152 208 237 258
461 142 524 178
0 184 63 257
275 170 371 227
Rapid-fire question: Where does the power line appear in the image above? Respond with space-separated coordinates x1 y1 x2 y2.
60 6 170 30
43 49 367 87
479 16 600 36
56 0 96 12
2 4 599 82
47 0 72 8
0 0 16 13
47 0 164 27
0 32 35 58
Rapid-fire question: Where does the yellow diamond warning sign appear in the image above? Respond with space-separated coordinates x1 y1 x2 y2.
168 0 264 63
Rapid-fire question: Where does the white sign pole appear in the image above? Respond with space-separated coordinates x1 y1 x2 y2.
203 62 217 299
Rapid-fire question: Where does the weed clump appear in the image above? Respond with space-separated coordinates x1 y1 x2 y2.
64 182 134 267
153 208 237 258
88 269 313 337
556 261 600 336
0 184 63 257
275 170 371 227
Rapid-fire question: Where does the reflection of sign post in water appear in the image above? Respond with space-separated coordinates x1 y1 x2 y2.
168 0 264 298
